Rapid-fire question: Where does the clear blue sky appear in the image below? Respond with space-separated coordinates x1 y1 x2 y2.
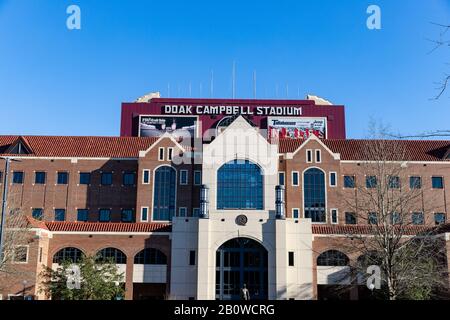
0 0 449 138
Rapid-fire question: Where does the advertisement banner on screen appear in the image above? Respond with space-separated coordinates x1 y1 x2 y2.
268 117 327 140
139 115 198 139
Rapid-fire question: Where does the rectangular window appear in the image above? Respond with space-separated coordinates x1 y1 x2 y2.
178 207 187 217
434 213 446 225
345 212 357 225
344 176 355 188
180 170 188 185
167 148 174 161
329 172 337 187
121 209 134 222
388 176 400 189
292 208 300 219
142 170 150 184
57 172 68 185
366 176 377 189
101 172 113 185
32 208 43 221
278 172 285 186
330 209 338 224
158 147 165 161
193 208 200 217
409 176 422 189
412 212 424 225
123 172 135 186
189 250 196 266
12 171 24 184
13 246 28 264
432 176 444 189
0 171 2 183
306 150 313 163
288 252 295 266
391 212 401 225
99 209 111 222
77 209 89 222
39 247 43 263
35 171 46 184
194 170 202 186
292 172 299 186
368 212 378 225
54 209 66 221
315 150 321 163
141 207 149 222
79 172 91 185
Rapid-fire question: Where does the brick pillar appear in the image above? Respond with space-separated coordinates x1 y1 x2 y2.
125 260 134 300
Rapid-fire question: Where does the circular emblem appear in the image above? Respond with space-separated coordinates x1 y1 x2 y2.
235 215 248 226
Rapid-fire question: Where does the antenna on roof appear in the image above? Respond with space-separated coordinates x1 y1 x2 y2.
232 61 236 99
253 70 257 99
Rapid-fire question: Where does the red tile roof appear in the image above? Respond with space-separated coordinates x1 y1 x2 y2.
0 135 448 161
278 139 450 161
40 222 172 233
311 224 436 235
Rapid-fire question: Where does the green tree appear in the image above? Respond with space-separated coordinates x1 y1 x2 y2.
39 255 125 300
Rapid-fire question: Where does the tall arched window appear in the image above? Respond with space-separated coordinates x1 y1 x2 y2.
303 168 326 223
53 247 84 264
153 166 176 221
217 160 263 210
317 250 349 266
134 248 167 265
96 247 127 264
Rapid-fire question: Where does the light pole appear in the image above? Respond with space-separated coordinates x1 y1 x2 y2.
0 157 11 264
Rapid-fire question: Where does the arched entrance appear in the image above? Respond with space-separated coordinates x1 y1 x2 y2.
215 238 268 300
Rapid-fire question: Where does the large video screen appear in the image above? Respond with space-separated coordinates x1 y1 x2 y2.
268 117 327 140
139 115 198 139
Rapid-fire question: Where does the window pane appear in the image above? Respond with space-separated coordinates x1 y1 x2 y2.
13 172 24 184
412 212 424 225
101 172 113 185
368 212 378 224
54 209 66 221
388 176 400 189
79 172 91 185
304 168 326 223
432 177 443 189
366 176 377 188
121 209 133 222
194 171 202 185
153 166 177 221
123 172 135 186
409 176 421 189
330 173 336 186
141 207 148 221
278 172 285 186
217 160 263 210
345 212 356 225
32 208 43 220
57 172 68 185
292 172 299 186
99 209 111 222
435 213 446 225
77 209 88 222
35 172 46 184
344 176 355 188
143 170 150 184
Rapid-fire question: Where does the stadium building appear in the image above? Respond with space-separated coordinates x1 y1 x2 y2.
0 94 449 300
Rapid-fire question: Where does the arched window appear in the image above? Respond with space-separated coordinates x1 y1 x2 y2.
134 248 167 265
317 250 349 266
303 168 326 223
153 166 176 221
217 160 263 210
53 247 84 264
96 247 127 264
